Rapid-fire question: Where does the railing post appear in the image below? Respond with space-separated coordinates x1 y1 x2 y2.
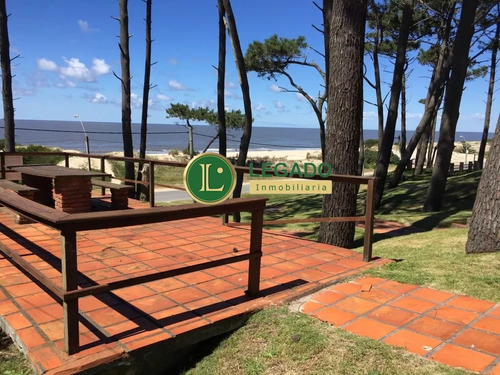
64 154 69 168
246 207 263 296
363 179 376 262
0 154 5 179
100 157 106 195
61 229 79 354
149 161 155 207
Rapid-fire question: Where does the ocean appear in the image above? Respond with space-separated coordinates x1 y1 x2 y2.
0 119 493 154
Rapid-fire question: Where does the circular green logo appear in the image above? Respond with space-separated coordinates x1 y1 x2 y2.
183 153 236 205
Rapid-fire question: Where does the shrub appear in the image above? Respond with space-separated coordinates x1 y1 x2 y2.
363 149 399 168
14 144 65 165
364 139 379 149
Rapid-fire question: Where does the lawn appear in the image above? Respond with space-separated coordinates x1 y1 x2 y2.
178 307 473 375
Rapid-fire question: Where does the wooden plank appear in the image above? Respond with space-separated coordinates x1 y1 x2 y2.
363 178 376 262
247 208 263 296
63 252 258 301
8 165 109 179
0 241 65 299
227 216 366 227
0 180 38 193
91 179 134 190
61 230 79 354
56 197 268 231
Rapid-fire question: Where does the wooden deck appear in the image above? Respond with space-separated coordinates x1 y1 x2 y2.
0 197 389 374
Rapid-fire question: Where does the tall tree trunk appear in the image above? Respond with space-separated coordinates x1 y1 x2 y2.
118 0 134 185
318 0 367 248
399 71 407 159
217 0 227 157
426 112 438 168
187 120 194 159
358 120 365 176
478 12 499 170
222 0 253 222
0 0 15 152
137 0 153 199
466 114 500 253
424 0 479 212
414 123 430 175
373 0 413 207
388 7 455 189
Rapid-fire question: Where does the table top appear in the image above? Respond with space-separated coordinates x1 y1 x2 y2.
8 165 111 179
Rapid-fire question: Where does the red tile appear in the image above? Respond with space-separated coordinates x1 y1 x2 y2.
489 362 500 375
448 295 495 313
378 280 419 294
331 283 362 294
384 329 442 356
353 276 387 285
311 289 346 305
334 296 380 314
390 296 436 313
0 299 19 315
407 316 462 340
410 288 454 303
489 305 500 318
430 344 495 373
28 345 64 371
5 312 32 330
300 301 323 314
131 295 177 314
368 306 418 326
311 306 357 326
17 326 47 348
344 317 396 340
357 288 398 304
473 316 500 335
453 328 500 356
428 306 479 325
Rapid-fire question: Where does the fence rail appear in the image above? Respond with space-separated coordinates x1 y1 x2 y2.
0 151 378 262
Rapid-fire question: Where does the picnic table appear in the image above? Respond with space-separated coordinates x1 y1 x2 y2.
8 165 110 213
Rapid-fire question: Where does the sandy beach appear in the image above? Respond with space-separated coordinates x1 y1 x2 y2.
61 140 486 171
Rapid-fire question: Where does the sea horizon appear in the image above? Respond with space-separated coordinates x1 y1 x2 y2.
0 119 494 154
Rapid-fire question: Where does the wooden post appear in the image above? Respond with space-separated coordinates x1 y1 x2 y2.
449 163 454 173
61 229 79 354
0 154 5 179
363 178 376 262
149 161 155 207
468 161 473 171
459 162 464 171
64 154 69 168
246 208 263 296
100 157 106 195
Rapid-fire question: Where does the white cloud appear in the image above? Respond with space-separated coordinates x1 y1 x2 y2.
37 57 111 83
295 92 308 102
60 58 94 81
91 93 107 103
168 58 178 65
156 94 171 101
274 101 285 109
131 93 143 108
78 19 98 33
37 58 58 71
78 20 89 32
169 80 189 90
225 90 239 99
270 84 284 92
226 81 237 89
255 102 265 111
91 58 110 75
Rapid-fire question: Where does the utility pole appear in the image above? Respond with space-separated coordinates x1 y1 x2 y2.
74 114 91 171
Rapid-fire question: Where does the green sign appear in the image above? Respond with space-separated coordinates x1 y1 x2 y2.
183 153 236 205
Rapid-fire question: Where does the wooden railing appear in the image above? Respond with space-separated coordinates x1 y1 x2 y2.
0 151 377 261
0 188 266 354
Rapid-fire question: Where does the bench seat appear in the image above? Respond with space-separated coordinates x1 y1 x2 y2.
91 179 133 209
0 180 39 224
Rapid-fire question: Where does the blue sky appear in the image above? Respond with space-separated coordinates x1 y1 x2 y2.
4 0 496 132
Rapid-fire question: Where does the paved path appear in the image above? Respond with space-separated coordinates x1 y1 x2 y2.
298 276 500 374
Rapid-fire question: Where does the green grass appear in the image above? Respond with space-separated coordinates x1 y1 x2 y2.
179 307 473 375
354 228 500 302
0 331 31 375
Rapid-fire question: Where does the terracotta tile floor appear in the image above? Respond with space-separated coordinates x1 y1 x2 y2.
0 198 389 374
300 277 500 374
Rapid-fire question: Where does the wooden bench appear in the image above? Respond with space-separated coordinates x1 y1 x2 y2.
0 179 39 223
91 178 134 209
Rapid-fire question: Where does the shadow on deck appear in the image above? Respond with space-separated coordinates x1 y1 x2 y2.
0 197 389 374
